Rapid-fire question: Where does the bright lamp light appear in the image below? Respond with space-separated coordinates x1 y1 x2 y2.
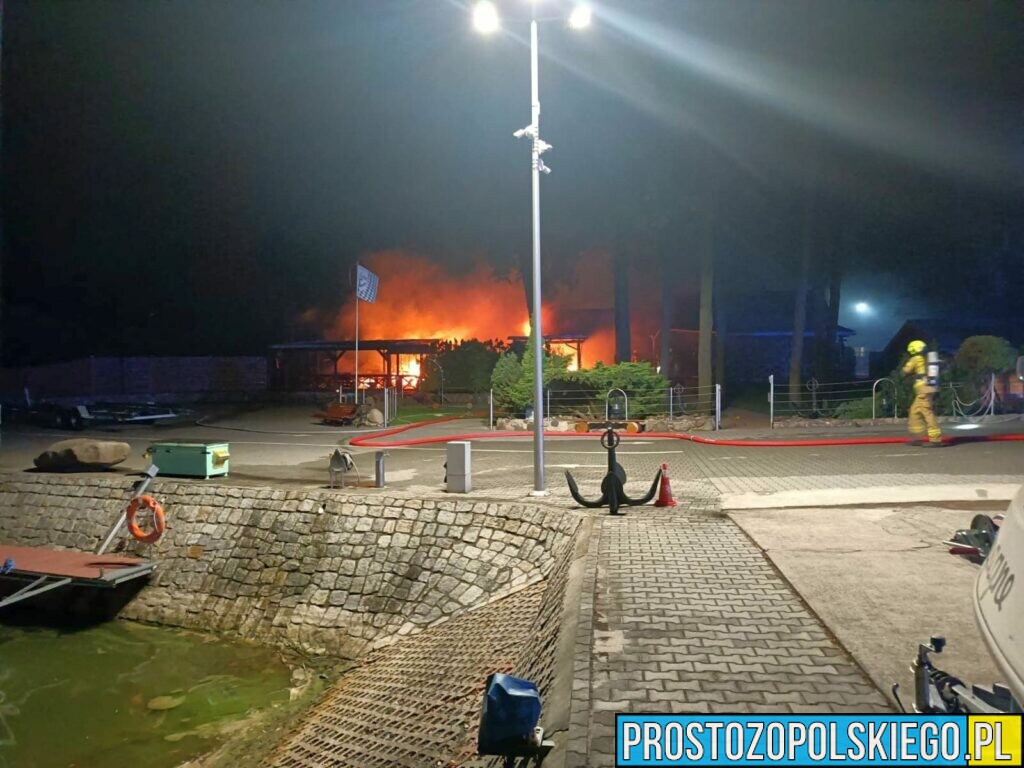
854 301 870 315
473 1 501 34
568 3 592 29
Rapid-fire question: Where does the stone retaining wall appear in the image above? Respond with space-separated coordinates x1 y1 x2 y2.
0 474 582 659
266 518 591 768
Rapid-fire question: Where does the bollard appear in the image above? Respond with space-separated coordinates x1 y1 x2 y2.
715 384 721 431
374 451 387 488
446 441 472 493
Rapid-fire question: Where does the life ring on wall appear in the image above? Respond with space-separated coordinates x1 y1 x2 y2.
126 495 166 544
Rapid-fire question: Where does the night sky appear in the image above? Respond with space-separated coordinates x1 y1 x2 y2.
2 0 1022 364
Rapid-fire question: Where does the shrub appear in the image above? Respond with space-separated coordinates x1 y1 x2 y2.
954 335 1016 383
580 362 669 418
834 397 874 420
421 339 500 395
544 361 670 419
491 350 527 411
944 335 1015 408
490 339 573 414
490 345 670 418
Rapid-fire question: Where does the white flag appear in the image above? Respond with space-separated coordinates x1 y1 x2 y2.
356 264 379 303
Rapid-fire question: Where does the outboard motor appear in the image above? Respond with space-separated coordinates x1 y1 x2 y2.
477 673 553 764
945 514 1002 564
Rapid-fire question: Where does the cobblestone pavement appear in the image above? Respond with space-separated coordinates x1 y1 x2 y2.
4 415 1021 496
382 433 1023 501
682 440 1023 495
565 492 891 768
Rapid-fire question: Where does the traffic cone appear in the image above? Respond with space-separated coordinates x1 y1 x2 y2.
655 463 677 507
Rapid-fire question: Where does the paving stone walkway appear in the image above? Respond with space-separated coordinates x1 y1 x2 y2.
565 489 891 768
440 436 1023 502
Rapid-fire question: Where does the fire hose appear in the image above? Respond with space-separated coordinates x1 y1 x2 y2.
348 418 1024 449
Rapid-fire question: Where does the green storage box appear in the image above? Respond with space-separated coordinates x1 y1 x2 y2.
147 442 230 479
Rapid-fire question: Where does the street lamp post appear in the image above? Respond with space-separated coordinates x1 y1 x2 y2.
474 1 590 494
527 15 547 495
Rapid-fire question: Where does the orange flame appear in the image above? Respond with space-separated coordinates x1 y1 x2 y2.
298 250 667 374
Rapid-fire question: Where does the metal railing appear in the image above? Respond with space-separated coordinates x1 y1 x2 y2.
949 374 996 420
381 387 399 428
769 375 898 427
871 378 898 420
766 374 1006 427
489 383 722 430
605 388 628 420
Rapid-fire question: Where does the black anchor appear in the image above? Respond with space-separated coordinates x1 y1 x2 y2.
565 428 661 515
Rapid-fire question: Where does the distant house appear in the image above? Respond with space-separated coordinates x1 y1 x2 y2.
880 318 1022 374
665 291 855 386
723 326 855 386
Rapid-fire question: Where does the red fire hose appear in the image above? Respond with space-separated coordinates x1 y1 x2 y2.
349 418 1024 449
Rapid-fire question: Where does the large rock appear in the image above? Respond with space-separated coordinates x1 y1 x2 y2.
544 418 572 432
644 415 713 433
34 439 131 472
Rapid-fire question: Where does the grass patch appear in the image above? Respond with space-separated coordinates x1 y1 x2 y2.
391 402 479 424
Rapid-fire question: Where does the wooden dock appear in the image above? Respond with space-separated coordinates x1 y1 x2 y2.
0 544 154 609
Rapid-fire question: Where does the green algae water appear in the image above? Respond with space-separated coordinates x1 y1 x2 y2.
0 621 293 768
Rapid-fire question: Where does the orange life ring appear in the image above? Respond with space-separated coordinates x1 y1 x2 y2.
126 495 166 544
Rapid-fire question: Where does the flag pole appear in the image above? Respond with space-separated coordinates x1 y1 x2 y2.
354 262 359 405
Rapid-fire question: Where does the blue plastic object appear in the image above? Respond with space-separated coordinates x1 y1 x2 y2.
0 558 14 575
477 673 542 755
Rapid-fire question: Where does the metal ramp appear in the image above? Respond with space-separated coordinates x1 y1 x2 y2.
0 465 160 610
0 545 154 609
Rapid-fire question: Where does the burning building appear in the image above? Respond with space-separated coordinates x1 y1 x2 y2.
272 250 644 393
269 339 437 394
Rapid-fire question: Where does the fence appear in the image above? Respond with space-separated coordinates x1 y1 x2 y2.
489 383 721 431
769 374 898 427
1 356 268 402
381 387 400 428
949 374 996 421
768 373 1001 427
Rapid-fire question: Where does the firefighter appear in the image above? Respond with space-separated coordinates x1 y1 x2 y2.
902 339 943 446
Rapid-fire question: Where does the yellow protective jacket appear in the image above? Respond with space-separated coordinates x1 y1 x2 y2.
902 354 936 394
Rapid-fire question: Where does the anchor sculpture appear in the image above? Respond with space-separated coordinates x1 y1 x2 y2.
565 428 662 515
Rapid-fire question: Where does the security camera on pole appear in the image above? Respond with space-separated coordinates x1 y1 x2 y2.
473 0 592 495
